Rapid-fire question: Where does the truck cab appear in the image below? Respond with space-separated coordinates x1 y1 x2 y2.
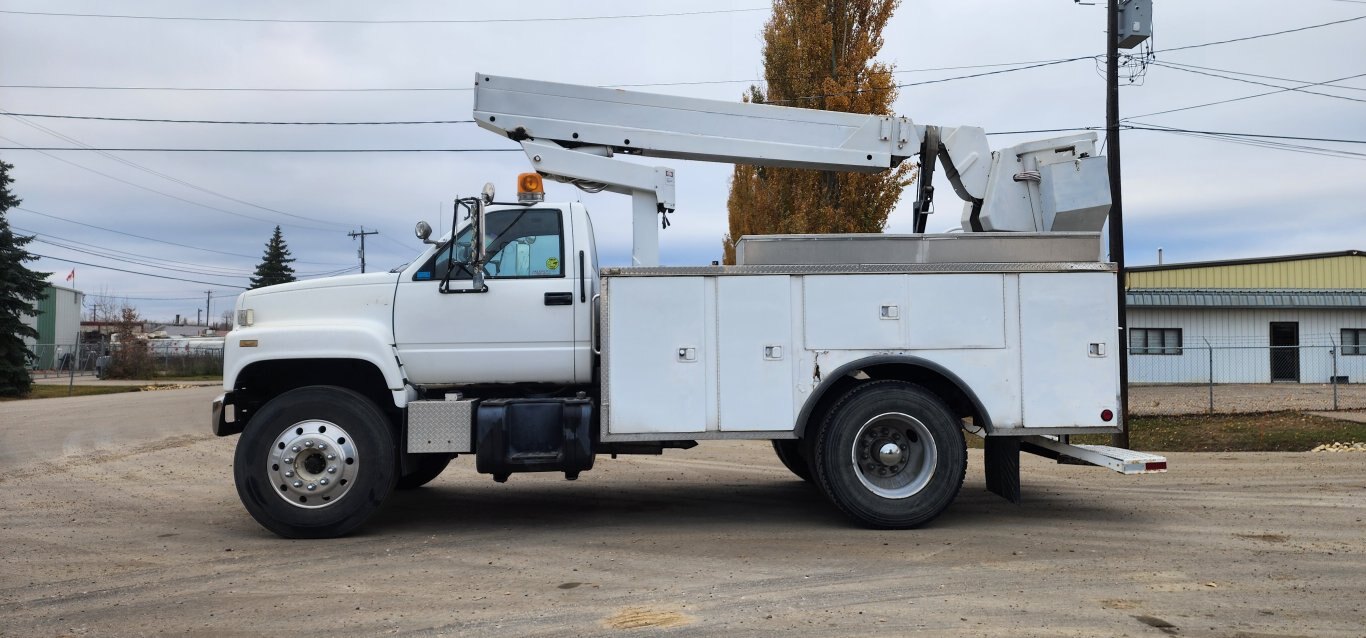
393 201 597 386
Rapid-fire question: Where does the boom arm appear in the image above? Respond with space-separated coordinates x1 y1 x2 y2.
473 73 1109 266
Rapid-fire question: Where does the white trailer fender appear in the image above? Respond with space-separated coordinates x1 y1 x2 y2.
225 323 409 409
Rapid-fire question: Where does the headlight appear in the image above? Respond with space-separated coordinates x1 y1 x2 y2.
236 309 255 327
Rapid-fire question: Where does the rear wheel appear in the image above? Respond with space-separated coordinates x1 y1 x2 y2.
813 380 966 529
233 386 397 538
771 439 812 482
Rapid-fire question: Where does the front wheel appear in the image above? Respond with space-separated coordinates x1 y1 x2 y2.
813 380 966 529
233 386 397 538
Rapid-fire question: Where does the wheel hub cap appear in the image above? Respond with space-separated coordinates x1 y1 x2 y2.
877 442 903 466
851 412 938 499
268 420 359 509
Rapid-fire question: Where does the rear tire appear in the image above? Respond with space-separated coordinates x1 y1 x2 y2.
771 440 812 482
396 454 453 490
813 380 966 529
233 385 397 538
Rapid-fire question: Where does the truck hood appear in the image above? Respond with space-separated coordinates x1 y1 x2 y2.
236 272 400 328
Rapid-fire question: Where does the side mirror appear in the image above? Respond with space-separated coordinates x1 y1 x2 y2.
481 182 496 204
415 221 434 243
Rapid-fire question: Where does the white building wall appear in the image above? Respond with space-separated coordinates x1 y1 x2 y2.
1127 308 1366 384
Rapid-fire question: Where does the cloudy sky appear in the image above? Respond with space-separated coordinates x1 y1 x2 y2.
2 0 1363 323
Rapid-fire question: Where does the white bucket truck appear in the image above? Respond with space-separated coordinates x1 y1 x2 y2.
213 74 1165 538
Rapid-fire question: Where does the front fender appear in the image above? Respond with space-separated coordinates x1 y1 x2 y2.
223 323 407 405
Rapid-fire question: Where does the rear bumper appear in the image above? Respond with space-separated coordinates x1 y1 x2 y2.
211 392 243 437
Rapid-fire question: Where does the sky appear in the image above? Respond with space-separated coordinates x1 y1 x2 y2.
1 0 1363 324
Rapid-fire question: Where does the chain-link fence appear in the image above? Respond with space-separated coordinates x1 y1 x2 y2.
26 338 224 380
26 341 105 379
1129 344 1365 415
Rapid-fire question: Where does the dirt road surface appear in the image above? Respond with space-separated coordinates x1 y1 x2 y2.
2 388 1364 637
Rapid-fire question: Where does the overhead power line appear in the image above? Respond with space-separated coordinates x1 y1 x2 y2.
1124 71 1366 120
1131 121 1366 161
0 7 768 24
0 59 1086 94
0 112 478 126
2 112 354 230
1154 15 1366 53
1152 60 1366 93
0 146 523 152
18 225 356 278
3 15 1358 95
12 207 349 266
1147 62 1366 105
4 126 1361 154
0 135 339 231
29 252 249 288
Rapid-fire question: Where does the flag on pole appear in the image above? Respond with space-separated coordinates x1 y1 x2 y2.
65 268 75 282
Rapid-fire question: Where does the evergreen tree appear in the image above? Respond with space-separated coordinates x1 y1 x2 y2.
0 158 51 396
249 226 297 289
723 0 916 263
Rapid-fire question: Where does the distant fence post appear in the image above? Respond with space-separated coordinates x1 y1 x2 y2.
1330 340 1340 411
1203 337 1213 414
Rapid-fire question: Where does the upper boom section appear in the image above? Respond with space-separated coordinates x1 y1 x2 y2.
473 73 921 173
471 72 1111 266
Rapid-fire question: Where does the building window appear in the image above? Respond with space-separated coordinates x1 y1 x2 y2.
1130 328 1182 355
1344 329 1366 356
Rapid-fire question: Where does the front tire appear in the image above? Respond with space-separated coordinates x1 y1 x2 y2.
233 386 397 538
813 380 966 529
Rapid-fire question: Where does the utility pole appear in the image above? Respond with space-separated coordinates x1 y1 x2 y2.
1105 0 1151 448
205 290 213 330
349 227 379 273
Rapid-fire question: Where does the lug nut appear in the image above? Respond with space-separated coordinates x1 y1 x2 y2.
306 484 317 491
317 444 327 451
291 445 301 453
327 467 336 474
283 457 294 464
326 454 336 460
292 480 302 488
319 478 329 486
304 441 314 448
284 471 294 478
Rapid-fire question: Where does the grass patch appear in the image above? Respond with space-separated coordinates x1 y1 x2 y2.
1070 411 1366 452
152 374 223 382
1 385 143 401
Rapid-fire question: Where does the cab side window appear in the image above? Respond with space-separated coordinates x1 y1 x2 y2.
414 209 564 281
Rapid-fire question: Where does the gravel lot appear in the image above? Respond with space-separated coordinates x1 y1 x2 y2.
2 387 1364 637
1130 383 1366 415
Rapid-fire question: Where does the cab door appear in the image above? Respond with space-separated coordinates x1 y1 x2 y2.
393 207 576 385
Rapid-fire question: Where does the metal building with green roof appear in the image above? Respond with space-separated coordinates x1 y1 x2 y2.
1124 250 1365 384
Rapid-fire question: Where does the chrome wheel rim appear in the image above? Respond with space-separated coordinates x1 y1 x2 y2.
267 420 359 509
850 412 937 499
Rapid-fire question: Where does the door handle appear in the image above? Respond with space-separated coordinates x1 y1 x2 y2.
544 292 573 306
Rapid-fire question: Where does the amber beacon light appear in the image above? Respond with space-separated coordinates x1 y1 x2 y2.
517 172 545 203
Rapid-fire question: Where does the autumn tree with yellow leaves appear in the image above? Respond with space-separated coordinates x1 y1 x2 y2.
723 0 916 263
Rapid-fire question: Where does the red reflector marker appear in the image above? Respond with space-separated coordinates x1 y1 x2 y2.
1145 461 1167 472
1101 409 1114 422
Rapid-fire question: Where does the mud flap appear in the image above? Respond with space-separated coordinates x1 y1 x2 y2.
984 436 1021 504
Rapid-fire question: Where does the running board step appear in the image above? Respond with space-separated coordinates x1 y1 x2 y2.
1022 436 1167 475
